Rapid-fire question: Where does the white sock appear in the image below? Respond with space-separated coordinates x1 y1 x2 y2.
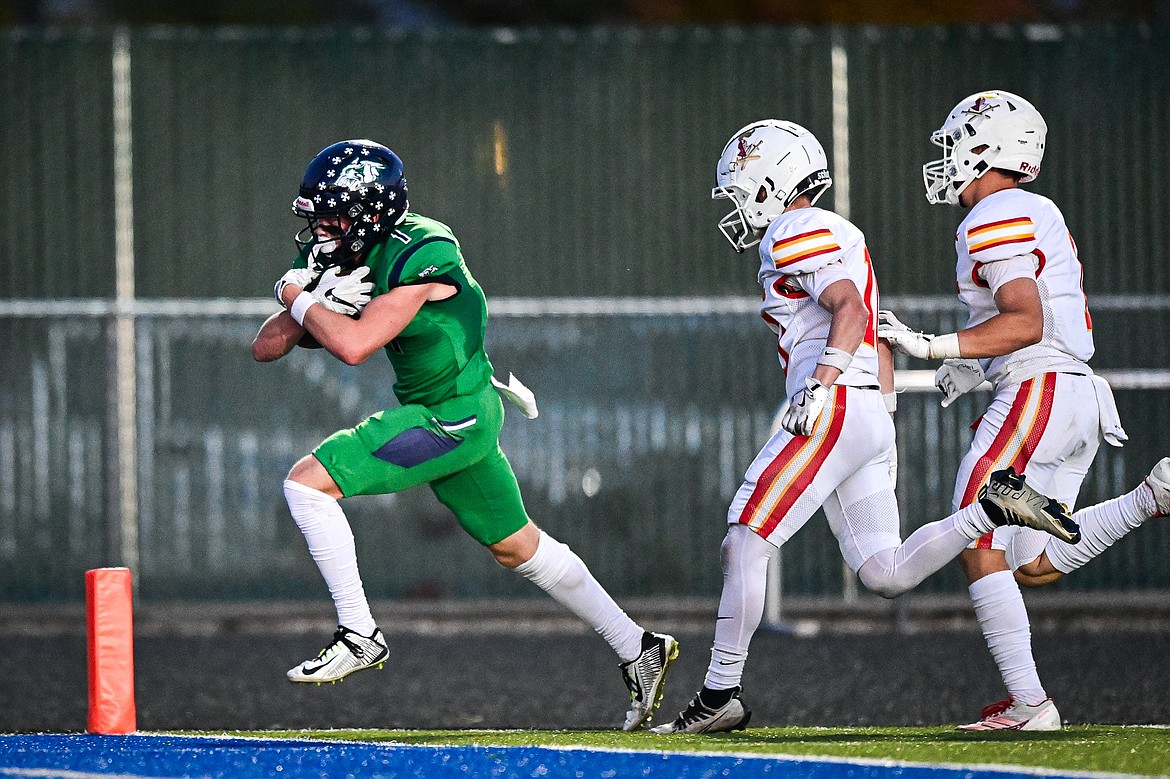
858 517 975 598
1046 486 1149 573
950 501 999 539
513 530 644 662
705 525 774 690
283 480 376 636
969 569 1046 706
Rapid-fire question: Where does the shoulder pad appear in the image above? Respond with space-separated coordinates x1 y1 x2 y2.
764 211 845 275
964 192 1039 261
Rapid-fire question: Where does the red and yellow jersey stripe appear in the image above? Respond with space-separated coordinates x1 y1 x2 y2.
770 228 842 270
966 216 1036 255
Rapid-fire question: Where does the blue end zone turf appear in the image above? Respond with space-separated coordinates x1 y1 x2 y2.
0 734 1089 779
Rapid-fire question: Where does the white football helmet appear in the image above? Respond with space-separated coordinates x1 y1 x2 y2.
923 90 1047 206
713 120 832 252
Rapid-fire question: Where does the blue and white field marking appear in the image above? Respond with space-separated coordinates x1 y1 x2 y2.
0 734 1146 779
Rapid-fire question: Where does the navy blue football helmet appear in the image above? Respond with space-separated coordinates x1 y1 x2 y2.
292 139 409 266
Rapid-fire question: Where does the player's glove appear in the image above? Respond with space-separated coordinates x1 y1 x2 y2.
274 267 317 306
312 264 374 318
934 359 985 408
781 377 830 436
877 309 961 360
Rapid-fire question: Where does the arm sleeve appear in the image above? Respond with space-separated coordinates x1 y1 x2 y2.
976 254 1039 295
389 238 461 288
790 264 854 301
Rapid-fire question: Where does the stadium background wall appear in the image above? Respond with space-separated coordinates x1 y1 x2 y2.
0 24 1167 603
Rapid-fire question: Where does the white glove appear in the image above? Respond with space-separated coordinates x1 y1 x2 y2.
935 359 986 408
877 309 960 360
312 265 374 318
274 267 317 305
781 377 830 436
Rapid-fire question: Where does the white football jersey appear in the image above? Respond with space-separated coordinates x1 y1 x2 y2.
955 189 1094 387
757 207 881 399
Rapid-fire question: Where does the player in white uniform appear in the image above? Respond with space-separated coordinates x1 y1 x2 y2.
652 120 1084 735
880 91 1170 731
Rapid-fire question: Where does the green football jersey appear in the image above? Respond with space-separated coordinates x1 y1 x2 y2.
294 214 494 406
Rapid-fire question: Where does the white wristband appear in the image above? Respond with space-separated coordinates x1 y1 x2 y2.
928 333 962 359
817 346 854 373
883 392 898 413
289 291 318 326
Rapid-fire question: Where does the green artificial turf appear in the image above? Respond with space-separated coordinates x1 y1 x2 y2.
202 725 1170 776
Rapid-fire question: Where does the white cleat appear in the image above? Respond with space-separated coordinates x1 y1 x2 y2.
620 632 679 731
650 687 751 734
979 467 1080 544
957 697 1061 731
1143 457 1170 517
287 625 388 684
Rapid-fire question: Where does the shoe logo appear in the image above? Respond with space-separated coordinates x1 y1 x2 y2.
323 288 358 312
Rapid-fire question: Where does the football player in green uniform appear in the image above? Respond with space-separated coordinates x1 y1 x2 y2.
252 140 677 730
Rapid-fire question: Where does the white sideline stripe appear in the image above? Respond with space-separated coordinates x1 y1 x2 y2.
1 294 1169 318
134 732 1154 779
531 742 1153 779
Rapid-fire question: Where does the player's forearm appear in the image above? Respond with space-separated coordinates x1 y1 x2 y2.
299 305 383 365
811 297 866 387
275 284 379 365
252 310 302 362
823 299 867 360
957 310 1042 358
877 339 895 396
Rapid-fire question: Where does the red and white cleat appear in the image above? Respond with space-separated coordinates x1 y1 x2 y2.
957 698 1061 731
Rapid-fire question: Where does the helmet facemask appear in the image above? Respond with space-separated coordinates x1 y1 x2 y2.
922 122 998 206
713 183 765 253
293 208 378 269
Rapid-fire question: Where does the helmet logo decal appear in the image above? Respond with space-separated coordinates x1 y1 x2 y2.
335 159 386 190
961 95 998 118
729 137 762 172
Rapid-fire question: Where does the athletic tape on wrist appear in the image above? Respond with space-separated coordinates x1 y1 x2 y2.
883 392 897 413
289 291 318 326
929 333 962 360
817 346 854 374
